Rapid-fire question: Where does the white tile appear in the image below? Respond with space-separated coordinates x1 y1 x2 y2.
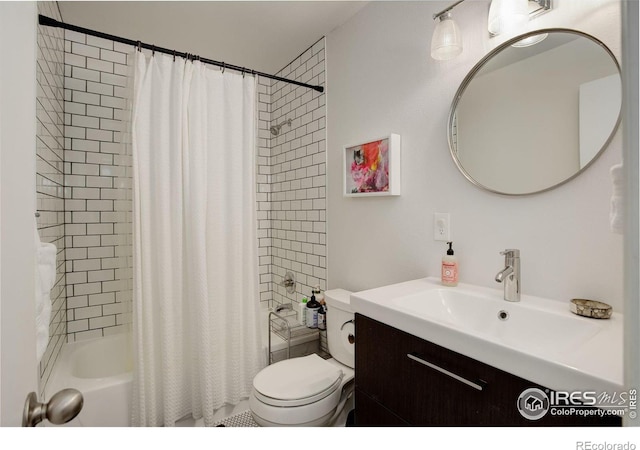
72 42 100 59
73 90 100 105
65 30 87 44
87 82 114 97
72 66 100 82
65 52 86 68
89 315 116 329
100 49 127 65
86 35 114 51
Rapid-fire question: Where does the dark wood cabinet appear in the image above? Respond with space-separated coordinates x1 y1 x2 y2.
354 314 621 427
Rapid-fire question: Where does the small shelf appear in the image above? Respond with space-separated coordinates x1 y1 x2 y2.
270 314 319 341
268 310 325 364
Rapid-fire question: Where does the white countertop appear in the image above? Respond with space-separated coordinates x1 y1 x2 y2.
351 277 623 394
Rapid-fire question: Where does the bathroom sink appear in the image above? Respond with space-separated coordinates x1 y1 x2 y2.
392 288 602 355
351 277 623 394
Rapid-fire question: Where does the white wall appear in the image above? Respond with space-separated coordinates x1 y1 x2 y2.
327 0 624 311
0 1 38 426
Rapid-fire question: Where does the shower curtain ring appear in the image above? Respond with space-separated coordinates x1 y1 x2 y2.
136 41 141 52
173 50 176 61
242 67 246 78
152 45 155 56
222 62 225 73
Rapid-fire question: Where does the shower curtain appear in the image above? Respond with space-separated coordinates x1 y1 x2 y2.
130 51 265 427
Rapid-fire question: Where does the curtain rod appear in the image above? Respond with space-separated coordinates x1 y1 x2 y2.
38 14 324 94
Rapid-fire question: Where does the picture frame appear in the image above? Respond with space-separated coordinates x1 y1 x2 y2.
343 133 401 197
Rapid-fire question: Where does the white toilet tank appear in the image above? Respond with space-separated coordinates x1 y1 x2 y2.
324 289 354 369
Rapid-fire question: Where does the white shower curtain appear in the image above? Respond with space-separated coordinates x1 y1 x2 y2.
130 52 265 427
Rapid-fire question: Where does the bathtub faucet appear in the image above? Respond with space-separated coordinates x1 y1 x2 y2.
275 303 293 313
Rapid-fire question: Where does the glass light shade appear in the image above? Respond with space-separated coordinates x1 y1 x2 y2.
431 12 463 61
512 32 548 47
487 0 529 36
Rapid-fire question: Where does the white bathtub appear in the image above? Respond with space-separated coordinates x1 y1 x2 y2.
46 306 319 426
45 332 133 427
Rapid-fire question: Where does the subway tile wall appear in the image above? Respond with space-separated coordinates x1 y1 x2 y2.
36 1 67 395
257 76 273 304
268 38 326 311
63 30 133 342
63 38 272 339
58 22 323 343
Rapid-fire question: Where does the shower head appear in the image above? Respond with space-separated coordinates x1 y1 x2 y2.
270 118 292 136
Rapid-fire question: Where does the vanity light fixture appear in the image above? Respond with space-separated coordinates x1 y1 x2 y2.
430 1 465 61
488 0 553 37
487 0 529 36
430 0 553 61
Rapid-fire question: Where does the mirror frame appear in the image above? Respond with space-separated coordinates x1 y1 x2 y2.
448 28 622 196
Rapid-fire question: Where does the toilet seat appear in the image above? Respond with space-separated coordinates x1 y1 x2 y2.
252 354 344 407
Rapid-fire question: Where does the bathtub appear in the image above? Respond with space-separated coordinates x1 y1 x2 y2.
45 306 319 426
45 332 133 427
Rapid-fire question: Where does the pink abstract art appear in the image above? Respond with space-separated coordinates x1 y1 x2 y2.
346 138 390 194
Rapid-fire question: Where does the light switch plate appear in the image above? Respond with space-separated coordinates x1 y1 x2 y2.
434 213 450 241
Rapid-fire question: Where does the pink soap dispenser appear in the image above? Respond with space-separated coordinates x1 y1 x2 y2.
441 241 458 287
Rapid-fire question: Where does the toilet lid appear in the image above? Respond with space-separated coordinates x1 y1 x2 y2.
253 354 343 402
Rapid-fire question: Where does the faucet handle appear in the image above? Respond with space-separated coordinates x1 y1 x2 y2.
500 249 520 258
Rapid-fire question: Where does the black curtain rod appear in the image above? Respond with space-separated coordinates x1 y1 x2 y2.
38 14 324 94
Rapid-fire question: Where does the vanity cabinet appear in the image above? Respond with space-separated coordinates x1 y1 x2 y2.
354 314 621 427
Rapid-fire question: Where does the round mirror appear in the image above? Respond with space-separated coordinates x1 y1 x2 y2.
449 29 621 195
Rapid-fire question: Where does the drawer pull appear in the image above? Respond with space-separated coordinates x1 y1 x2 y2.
407 353 484 391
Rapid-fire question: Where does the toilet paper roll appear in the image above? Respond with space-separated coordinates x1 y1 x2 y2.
341 322 355 355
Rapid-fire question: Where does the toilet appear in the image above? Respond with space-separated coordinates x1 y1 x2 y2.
249 289 355 427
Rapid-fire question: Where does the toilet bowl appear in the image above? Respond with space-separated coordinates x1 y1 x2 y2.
250 289 354 427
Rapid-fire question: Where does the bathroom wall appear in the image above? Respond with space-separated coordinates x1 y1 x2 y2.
326 0 624 311
36 0 67 394
63 30 133 341
257 77 273 304
268 38 327 307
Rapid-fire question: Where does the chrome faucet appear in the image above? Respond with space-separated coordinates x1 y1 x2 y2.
275 303 293 313
495 249 521 302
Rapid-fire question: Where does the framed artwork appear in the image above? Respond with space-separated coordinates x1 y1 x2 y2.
343 133 400 197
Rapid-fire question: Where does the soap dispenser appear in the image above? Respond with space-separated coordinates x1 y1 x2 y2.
441 241 458 287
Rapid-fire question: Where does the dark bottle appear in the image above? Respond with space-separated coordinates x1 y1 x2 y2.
305 291 321 328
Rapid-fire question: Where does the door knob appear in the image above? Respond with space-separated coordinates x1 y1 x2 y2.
22 388 83 427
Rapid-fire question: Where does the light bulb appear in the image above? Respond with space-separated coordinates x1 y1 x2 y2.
512 32 548 47
488 0 529 36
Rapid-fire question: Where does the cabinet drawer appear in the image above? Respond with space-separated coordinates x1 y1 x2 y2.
354 388 408 426
355 313 490 424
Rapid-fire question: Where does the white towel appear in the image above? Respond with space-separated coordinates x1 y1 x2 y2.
35 221 57 362
610 163 624 234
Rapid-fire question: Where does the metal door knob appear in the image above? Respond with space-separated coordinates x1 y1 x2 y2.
22 388 84 427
